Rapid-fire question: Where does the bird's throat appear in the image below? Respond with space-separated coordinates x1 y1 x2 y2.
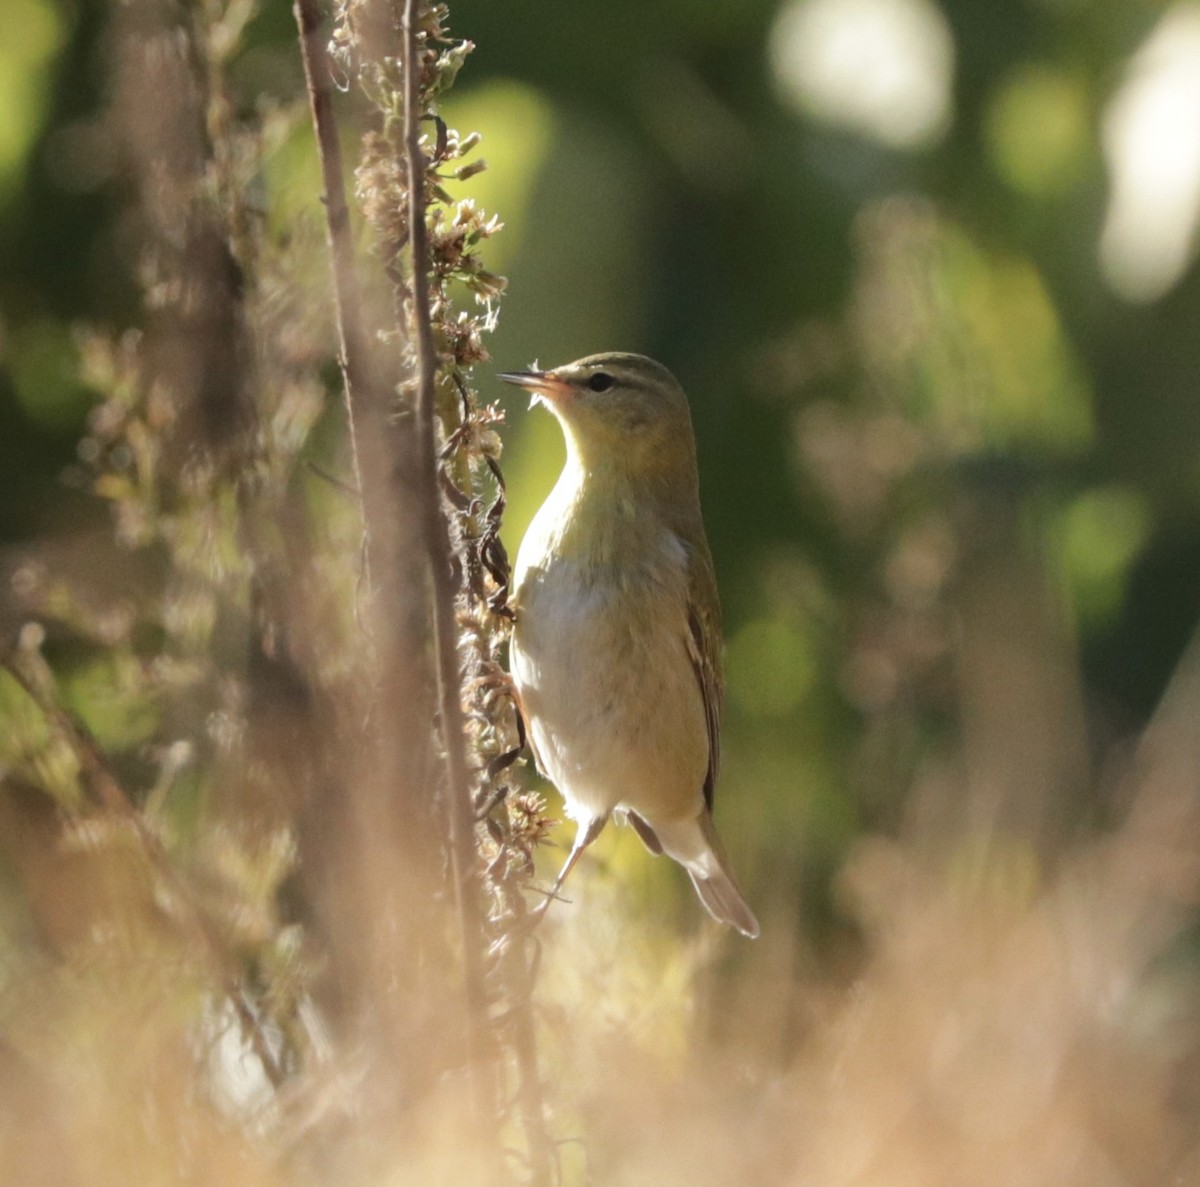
537 455 648 569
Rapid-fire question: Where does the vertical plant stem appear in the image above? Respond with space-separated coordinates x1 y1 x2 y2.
400 0 495 1139
294 0 448 1108
503 941 555 1187
293 0 372 598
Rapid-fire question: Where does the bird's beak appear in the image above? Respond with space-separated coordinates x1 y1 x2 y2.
498 369 572 405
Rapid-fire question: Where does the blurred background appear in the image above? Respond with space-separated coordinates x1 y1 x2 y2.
4 0 1200 1181
6 0 1199 919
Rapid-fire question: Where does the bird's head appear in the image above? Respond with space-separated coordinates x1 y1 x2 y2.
499 353 697 480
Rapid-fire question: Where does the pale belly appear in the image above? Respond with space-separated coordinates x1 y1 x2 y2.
511 549 709 826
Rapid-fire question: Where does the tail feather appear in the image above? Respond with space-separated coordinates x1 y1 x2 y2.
689 868 760 938
650 808 760 939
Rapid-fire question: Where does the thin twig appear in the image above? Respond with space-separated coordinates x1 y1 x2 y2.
3 651 131 818
305 459 363 499
293 0 373 599
400 0 494 1139
500 937 555 1187
1 644 287 1088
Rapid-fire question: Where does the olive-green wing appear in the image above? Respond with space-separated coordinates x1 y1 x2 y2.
684 540 724 810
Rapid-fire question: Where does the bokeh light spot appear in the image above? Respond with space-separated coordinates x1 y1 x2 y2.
769 0 955 149
985 64 1091 198
1056 486 1150 628
1100 3 1200 302
0 0 65 202
727 617 817 718
8 319 87 431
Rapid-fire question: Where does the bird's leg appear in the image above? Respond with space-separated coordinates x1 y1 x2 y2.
530 814 607 923
550 814 607 896
466 663 519 709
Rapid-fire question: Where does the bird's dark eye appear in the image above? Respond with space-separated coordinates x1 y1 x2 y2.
587 372 616 393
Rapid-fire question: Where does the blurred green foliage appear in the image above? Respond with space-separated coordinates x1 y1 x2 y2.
3 0 1200 932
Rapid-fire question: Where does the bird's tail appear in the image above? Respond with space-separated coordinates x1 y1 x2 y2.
650 809 760 939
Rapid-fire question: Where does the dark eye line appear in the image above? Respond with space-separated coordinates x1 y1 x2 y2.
587 372 615 393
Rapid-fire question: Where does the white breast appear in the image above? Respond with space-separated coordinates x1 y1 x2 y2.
511 484 708 825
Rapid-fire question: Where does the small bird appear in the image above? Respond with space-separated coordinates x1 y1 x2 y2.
500 353 759 938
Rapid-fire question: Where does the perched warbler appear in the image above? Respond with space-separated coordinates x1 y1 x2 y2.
500 353 759 938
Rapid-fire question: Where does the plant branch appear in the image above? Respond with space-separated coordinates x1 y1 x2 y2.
2 646 131 818
400 0 493 1130
293 0 372 598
